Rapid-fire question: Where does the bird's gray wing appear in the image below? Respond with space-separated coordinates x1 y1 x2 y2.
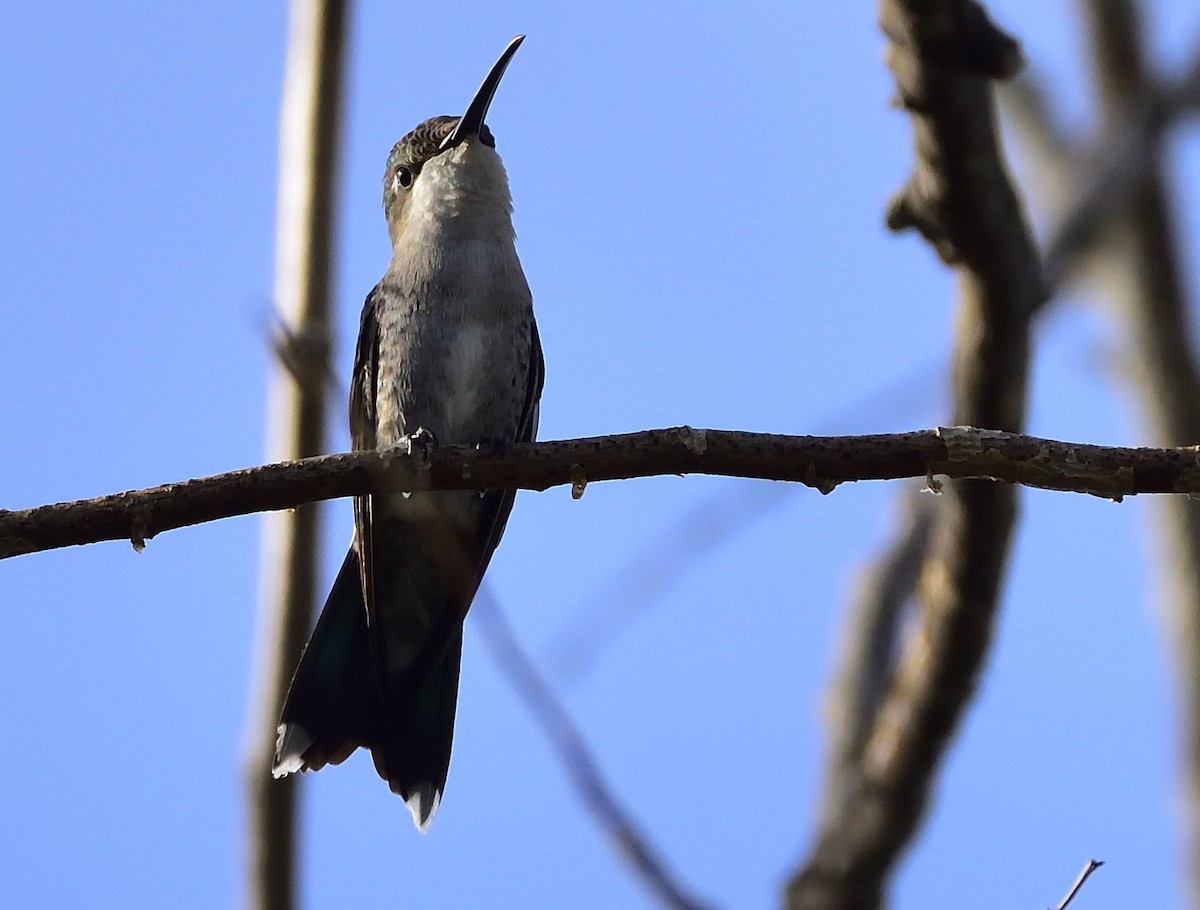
350 287 382 623
469 316 545 581
272 288 385 776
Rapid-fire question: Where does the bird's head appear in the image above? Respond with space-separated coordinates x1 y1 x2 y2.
382 36 524 247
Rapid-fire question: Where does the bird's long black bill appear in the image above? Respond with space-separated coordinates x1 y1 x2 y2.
440 34 525 150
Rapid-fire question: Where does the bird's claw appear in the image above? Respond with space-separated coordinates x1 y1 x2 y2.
405 427 438 462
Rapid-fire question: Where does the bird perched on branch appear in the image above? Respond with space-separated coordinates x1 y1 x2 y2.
272 35 543 831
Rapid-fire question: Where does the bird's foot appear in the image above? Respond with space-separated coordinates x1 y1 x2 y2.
405 427 438 463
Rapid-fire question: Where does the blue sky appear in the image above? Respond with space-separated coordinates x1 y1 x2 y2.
3 2 1199 908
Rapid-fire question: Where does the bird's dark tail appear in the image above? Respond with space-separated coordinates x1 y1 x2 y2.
273 548 381 776
373 632 463 831
272 546 465 832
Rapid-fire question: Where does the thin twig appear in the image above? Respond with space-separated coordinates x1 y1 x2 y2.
473 590 713 910
1052 858 1104 910
10 427 1200 560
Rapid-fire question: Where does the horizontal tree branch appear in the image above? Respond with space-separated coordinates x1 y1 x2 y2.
5 425 1200 559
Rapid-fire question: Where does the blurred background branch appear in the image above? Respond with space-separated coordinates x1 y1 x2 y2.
1036 0 1200 897
241 2 349 909
1001 2 1200 901
1001 28 1200 296
813 489 934 837
787 1 1040 906
474 589 713 910
1076 0 1200 898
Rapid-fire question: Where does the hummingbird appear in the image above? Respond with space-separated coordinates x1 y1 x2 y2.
272 35 543 831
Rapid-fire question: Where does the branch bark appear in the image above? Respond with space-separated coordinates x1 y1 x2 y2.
8 427 1200 560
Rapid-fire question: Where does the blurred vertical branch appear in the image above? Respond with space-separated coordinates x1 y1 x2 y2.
1005 4 1200 898
786 2 1039 907
1078 1 1200 899
242 2 349 909
814 490 933 835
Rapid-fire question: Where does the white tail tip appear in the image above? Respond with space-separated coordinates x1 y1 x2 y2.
404 784 442 833
272 723 313 778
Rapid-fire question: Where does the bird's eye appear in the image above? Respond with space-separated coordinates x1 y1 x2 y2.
393 166 414 192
